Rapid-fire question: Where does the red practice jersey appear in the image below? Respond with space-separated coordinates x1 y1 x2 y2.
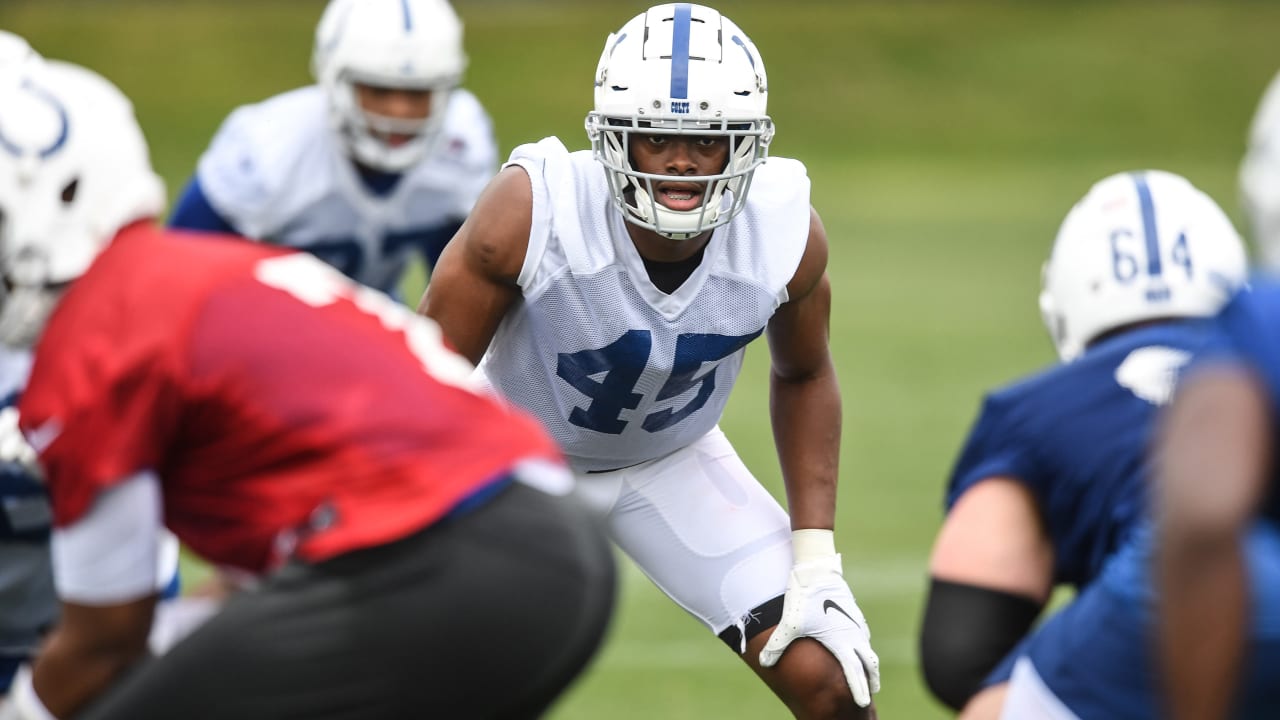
21 223 563 574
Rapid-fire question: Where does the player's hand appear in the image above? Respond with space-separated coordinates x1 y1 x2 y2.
759 545 881 707
0 407 40 480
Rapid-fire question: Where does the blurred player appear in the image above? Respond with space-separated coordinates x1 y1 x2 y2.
1151 280 1280 720
921 170 1248 718
421 4 879 718
1150 67 1280 720
0 31 182 697
0 56 614 720
169 0 496 297
0 31 52 701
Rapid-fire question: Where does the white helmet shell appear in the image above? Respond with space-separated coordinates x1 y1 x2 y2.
1241 69 1280 270
585 3 774 240
0 31 38 72
311 0 467 173
0 60 165 346
1040 170 1248 362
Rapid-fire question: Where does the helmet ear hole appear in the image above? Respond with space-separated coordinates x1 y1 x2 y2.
60 178 78 204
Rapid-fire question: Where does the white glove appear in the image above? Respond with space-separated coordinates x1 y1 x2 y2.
759 529 881 707
0 407 41 480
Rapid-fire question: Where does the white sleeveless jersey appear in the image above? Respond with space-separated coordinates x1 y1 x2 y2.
482 137 810 472
195 86 497 293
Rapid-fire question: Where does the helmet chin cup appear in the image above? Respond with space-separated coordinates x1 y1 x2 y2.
337 82 449 172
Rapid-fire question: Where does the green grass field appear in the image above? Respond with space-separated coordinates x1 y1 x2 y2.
5 1 1280 717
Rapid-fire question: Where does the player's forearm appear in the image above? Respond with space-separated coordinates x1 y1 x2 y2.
770 368 841 530
1156 532 1247 720
28 628 147 718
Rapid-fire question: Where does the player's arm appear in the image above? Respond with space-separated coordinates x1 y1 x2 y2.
1154 364 1270 720
767 205 840 532
757 206 880 707
168 176 242 236
5 473 163 719
921 478 1051 711
417 165 531 364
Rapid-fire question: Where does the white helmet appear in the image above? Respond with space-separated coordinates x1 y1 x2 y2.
585 3 774 240
311 0 467 173
1241 69 1280 270
0 60 165 347
0 31 38 73
1039 170 1247 362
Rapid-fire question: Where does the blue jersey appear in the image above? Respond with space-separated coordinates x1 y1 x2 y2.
1195 276 1280 524
946 320 1210 589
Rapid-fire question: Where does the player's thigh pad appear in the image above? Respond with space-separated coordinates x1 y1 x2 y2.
579 426 792 636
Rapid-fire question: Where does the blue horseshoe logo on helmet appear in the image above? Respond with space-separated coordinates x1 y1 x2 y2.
0 78 70 159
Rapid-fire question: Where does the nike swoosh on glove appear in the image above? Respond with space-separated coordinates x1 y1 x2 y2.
759 554 882 707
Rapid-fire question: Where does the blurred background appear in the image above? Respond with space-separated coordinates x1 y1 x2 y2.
4 1 1279 717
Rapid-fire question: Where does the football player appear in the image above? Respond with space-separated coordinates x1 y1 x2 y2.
991 72 1280 720
1152 283 1280 720
922 170 1248 718
0 55 614 720
1150 68 1280 720
0 32 51 700
169 0 496 297
0 32 183 697
421 4 880 718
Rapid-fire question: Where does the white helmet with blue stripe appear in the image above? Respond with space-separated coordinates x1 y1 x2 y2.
0 59 164 347
1039 170 1248 362
312 0 466 173
585 3 774 240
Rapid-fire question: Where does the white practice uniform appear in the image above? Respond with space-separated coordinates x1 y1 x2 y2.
482 137 811 644
192 86 496 293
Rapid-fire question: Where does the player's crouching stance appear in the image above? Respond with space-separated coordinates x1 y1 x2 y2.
422 4 878 718
0 58 615 720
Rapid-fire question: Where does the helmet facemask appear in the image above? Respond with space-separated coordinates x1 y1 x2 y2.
586 4 773 241
330 72 454 173
587 114 773 240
